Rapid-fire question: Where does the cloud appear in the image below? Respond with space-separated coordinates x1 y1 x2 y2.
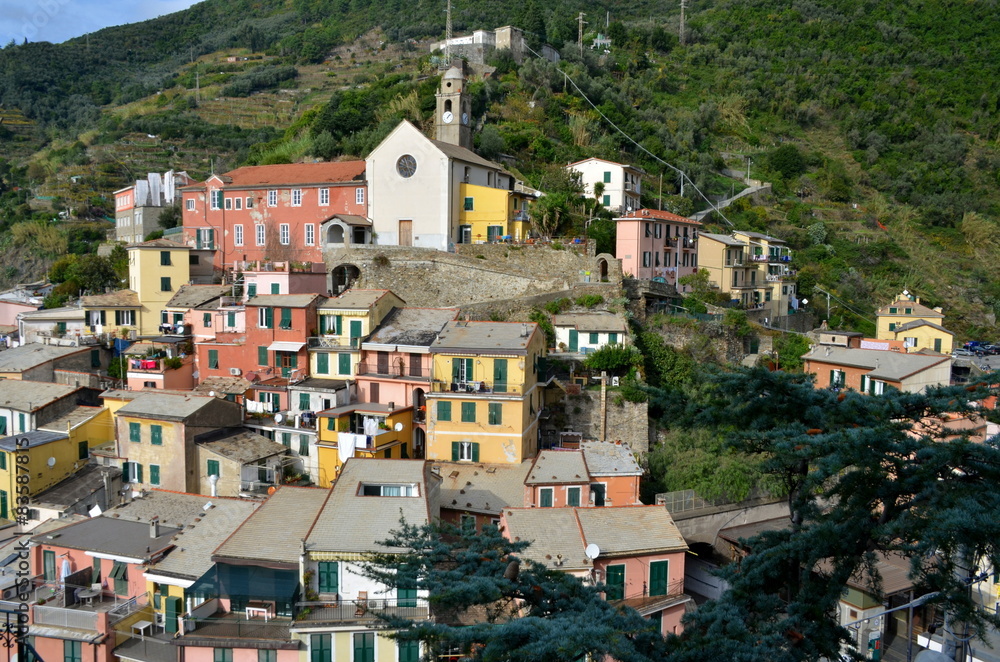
1 0 201 45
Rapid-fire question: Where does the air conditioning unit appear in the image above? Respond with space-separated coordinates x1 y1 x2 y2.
230 367 242 376
154 612 166 628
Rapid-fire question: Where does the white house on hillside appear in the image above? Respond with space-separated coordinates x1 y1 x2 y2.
565 157 644 214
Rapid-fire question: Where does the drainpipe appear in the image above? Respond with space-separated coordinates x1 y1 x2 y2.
600 371 607 442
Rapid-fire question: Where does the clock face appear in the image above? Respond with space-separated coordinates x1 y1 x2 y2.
442 111 454 124
461 112 469 125
396 154 417 178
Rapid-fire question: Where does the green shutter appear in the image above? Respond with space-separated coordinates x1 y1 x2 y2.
934 338 942 353
149 465 160 486
488 402 502 425
398 587 417 608
207 460 220 477
649 560 669 596
114 310 122 326
282 433 291 448
247 283 257 298
318 562 338 593
203 312 212 328
350 319 363 339
299 435 309 456
567 486 580 507
471 442 479 462
605 564 625 600
451 441 459 461
493 359 507 392
400 443 408 459
889 323 896 331
569 329 579 352
335 315 343 334
437 401 451 421
311 635 331 662
258 346 268 366
271 283 280 295
0 453 6 470
227 311 235 327
609 332 618 344
452 358 461 382
317 352 329 374
327 417 335 431
136 463 143 483
289 352 298 369
829 370 836 386
539 489 553 507
151 425 162 445
398 641 420 662
318 315 327 334
354 634 374 662
100 310 106 326
299 394 310 410
280 308 292 329
129 422 141 442
461 402 476 422
338 353 351 375
589 332 599 344
208 350 219 369
265 307 273 328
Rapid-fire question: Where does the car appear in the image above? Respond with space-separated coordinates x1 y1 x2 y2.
952 349 976 358
981 344 1000 355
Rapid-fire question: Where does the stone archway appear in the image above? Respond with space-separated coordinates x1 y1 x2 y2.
597 257 609 282
330 264 361 293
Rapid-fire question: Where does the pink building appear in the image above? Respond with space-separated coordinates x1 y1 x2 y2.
180 162 368 273
615 208 701 291
501 505 690 636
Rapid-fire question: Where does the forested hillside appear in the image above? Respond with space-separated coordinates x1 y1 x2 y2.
1 0 999 336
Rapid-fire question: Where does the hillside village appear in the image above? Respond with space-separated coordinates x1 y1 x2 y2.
0 27 1000 662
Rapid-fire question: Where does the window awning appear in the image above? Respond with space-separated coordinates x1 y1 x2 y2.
267 341 306 352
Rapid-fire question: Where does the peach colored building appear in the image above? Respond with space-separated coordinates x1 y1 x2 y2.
614 208 701 290
501 505 690 636
803 347 951 393
180 162 368 273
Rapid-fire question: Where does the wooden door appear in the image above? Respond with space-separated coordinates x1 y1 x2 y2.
399 220 413 246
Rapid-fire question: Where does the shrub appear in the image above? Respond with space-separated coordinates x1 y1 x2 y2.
575 294 604 308
543 298 571 315
583 343 642 374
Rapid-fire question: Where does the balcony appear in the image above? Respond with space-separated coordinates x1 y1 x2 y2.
750 254 769 263
237 260 324 274
430 379 519 395
179 612 293 641
34 604 100 631
511 210 530 222
769 253 793 263
294 598 431 625
356 361 428 381
308 336 361 350
219 296 242 308
766 270 797 282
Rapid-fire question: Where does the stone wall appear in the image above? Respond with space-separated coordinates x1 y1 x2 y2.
549 388 650 455
325 244 620 308
457 283 623 322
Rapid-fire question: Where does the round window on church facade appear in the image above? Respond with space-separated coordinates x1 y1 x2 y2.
396 154 417 178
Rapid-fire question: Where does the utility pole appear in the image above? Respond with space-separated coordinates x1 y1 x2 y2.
679 0 687 46
578 12 587 56
658 173 663 210
679 171 685 197
445 0 452 68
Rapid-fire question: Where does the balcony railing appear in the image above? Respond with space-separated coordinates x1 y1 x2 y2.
356 362 427 379
34 604 100 631
308 336 361 350
750 254 769 262
511 211 530 222
219 296 242 308
769 254 793 263
180 615 292 640
295 598 431 624
766 271 797 282
430 380 519 395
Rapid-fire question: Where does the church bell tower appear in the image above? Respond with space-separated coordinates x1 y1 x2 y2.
435 65 472 150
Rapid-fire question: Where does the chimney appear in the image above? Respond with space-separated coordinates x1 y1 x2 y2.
150 518 160 538
522 323 528 337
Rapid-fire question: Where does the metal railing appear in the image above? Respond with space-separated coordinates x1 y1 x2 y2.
180 615 291 639
356 362 426 378
295 598 430 623
33 604 99 631
307 336 361 349
430 380 518 395
109 595 147 623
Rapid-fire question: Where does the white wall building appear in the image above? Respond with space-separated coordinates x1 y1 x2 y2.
566 157 644 214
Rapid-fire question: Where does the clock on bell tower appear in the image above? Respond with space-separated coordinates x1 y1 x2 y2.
435 65 472 150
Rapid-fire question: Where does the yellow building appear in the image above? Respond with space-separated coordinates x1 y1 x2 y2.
426 321 546 464
311 290 404 379
315 403 414 486
875 292 953 354
699 231 796 317
0 406 113 520
457 183 533 243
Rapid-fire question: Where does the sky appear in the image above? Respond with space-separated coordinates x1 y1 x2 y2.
1 0 202 46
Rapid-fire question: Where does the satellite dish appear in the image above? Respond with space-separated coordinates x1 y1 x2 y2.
394 422 403 432
274 413 283 424
209 390 215 397
47 457 56 468
585 543 601 560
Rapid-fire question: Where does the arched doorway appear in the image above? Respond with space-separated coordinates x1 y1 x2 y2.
327 224 345 244
598 258 609 282
413 427 426 459
330 264 361 293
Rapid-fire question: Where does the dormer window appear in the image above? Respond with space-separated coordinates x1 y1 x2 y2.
359 483 418 497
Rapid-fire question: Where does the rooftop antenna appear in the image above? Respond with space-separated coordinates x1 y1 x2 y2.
444 0 452 68
577 12 587 56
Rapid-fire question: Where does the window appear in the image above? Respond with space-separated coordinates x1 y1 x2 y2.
905 307 912 315
603 171 612 183
318 188 329 205
234 224 244 246
186 199 194 211
567 486 581 507
256 224 265 246
461 402 476 422
76 440 88 461
354 633 374 662
654 223 662 239
160 251 172 266
649 560 669 596
210 190 222 210
224 197 232 210
281 433 291 448
227 311 236 328
267 190 277 207
258 307 274 329
203 312 212 328
160 277 172 292
110 560 129 595
888 323 897 332
398 640 420 662
291 189 302 206
149 464 160 486
605 564 625 600
361 483 416 497
488 402 502 425
234 197 242 211
609 332 618 344
829 370 844 388
64 640 82 662
356 188 365 205
318 561 338 593
539 488 553 508
311 635 331 662
464 197 474 211
589 332 600 344
207 460 220 478
114 310 135 326
280 223 290 245
206 349 220 370
316 352 329 374
452 441 479 462
299 435 309 456
151 425 163 445
603 194 610 206
305 223 315 246
642 252 651 268
258 346 268 366
43 550 56 581
299 393 310 411
934 338 942 353
338 353 352 375
437 401 451 421
280 308 292 329
129 422 141 443
247 283 257 298
246 197 254 209
258 651 276 662
214 649 233 662
271 283 280 294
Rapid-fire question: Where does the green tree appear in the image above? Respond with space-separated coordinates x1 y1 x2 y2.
361 520 667 662
586 217 616 256
771 333 812 372
766 144 806 180
582 343 642 374
660 368 1000 662
157 203 182 229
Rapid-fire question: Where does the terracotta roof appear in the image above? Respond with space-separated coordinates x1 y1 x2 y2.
191 162 366 189
876 297 943 318
615 208 699 224
82 290 140 308
166 284 231 310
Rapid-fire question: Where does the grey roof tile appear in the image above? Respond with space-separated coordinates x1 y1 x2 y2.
525 450 590 485
431 321 537 353
0 380 79 410
364 308 458 347
580 441 642 475
0 345 89 373
551 313 628 333
434 461 531 514
214 486 328 564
